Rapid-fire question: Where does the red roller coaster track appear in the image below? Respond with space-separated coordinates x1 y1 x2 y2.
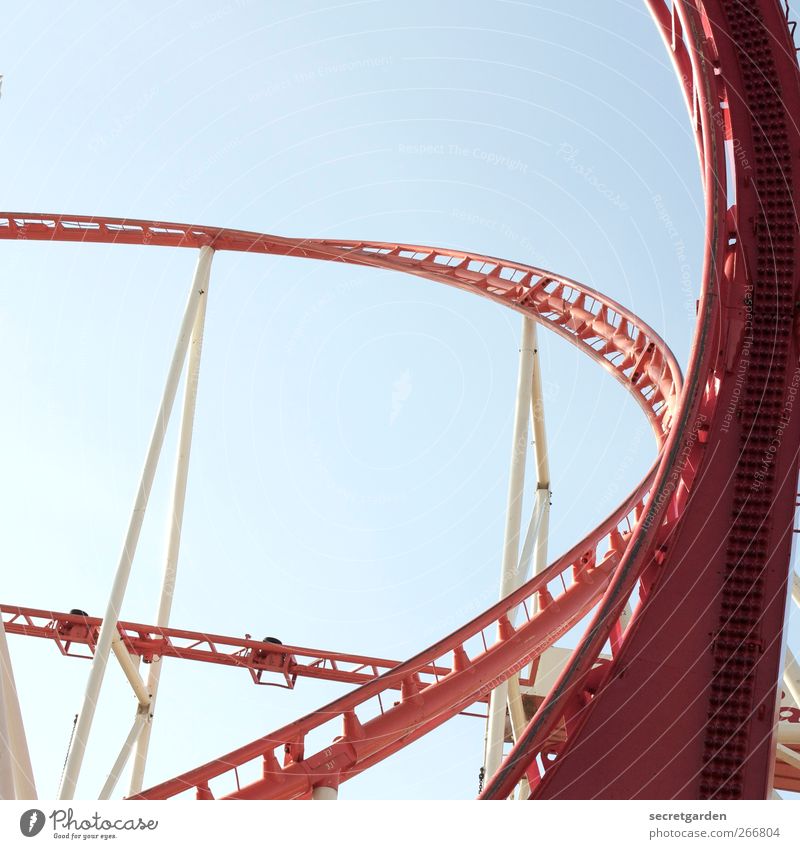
0 603 543 701
1 0 799 799
0 212 681 798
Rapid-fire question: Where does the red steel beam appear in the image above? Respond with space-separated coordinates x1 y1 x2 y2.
6 0 795 796
134 552 620 800
6 602 798 791
26 0 800 801
0 214 681 443
484 0 800 800
0 209 684 800
0 603 530 700
0 208 683 798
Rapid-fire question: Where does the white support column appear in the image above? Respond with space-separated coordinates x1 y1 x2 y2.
529 319 550 589
783 646 800 709
521 323 550 694
505 675 531 800
781 577 800 731
58 247 214 800
514 320 550 804
311 785 338 800
111 635 151 707
503 495 547 799
0 619 36 799
513 497 548 611
98 713 147 800
128 260 212 796
0 640 16 799
506 677 528 734
484 317 537 782
503 494 548 756
776 744 800 771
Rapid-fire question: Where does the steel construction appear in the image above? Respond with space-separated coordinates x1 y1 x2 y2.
1 0 799 801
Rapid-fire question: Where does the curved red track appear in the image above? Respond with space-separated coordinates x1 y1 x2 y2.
485 0 800 799
0 213 680 798
2 0 799 800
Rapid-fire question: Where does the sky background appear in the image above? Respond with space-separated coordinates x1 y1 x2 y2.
0 0 796 800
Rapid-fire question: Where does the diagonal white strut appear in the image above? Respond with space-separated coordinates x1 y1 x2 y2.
58 247 214 800
0 675 14 799
99 712 147 800
784 646 800 710
483 316 550 789
128 257 212 796
0 620 37 799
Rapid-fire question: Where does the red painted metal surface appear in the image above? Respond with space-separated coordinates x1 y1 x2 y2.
6 602 797 791
0 604 534 699
482 0 800 800
0 214 679 440
0 217 679 797
2 0 798 801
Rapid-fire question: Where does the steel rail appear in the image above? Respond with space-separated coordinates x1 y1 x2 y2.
486 0 800 799
0 213 680 797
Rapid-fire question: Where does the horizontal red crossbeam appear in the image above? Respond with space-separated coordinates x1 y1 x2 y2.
0 603 531 704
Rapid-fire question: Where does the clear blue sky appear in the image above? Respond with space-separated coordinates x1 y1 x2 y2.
0 0 795 799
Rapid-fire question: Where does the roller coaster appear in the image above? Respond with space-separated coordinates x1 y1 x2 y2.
1 0 800 800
